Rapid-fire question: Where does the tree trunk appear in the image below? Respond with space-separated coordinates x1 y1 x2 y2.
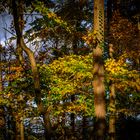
93 0 106 140
11 1 52 140
82 116 88 140
43 112 52 140
108 44 116 140
107 0 116 137
20 117 24 140
15 116 25 140
108 83 116 140
70 95 75 134
15 117 20 140
11 0 44 114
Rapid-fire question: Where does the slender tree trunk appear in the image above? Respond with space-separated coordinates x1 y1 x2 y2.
15 117 20 140
93 0 106 140
108 83 116 140
82 116 88 140
107 1 116 138
70 95 75 134
43 112 52 140
11 0 43 110
12 0 43 110
11 1 51 140
15 116 24 140
20 117 24 140
108 44 116 140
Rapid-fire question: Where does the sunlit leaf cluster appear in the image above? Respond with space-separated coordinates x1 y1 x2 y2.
39 54 94 116
105 54 140 92
33 1 72 33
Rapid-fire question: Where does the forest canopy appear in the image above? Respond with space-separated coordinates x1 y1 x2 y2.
0 0 140 140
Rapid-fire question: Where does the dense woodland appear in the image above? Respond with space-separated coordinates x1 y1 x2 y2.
0 0 140 140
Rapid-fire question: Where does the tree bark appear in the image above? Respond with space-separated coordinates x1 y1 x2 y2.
82 116 88 140
11 1 51 139
15 116 25 140
108 44 116 140
108 83 116 140
70 95 75 134
15 117 20 140
20 117 24 140
93 0 106 140
43 112 52 140
11 0 42 107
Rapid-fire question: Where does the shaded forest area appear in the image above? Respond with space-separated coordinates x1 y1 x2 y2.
0 0 140 140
